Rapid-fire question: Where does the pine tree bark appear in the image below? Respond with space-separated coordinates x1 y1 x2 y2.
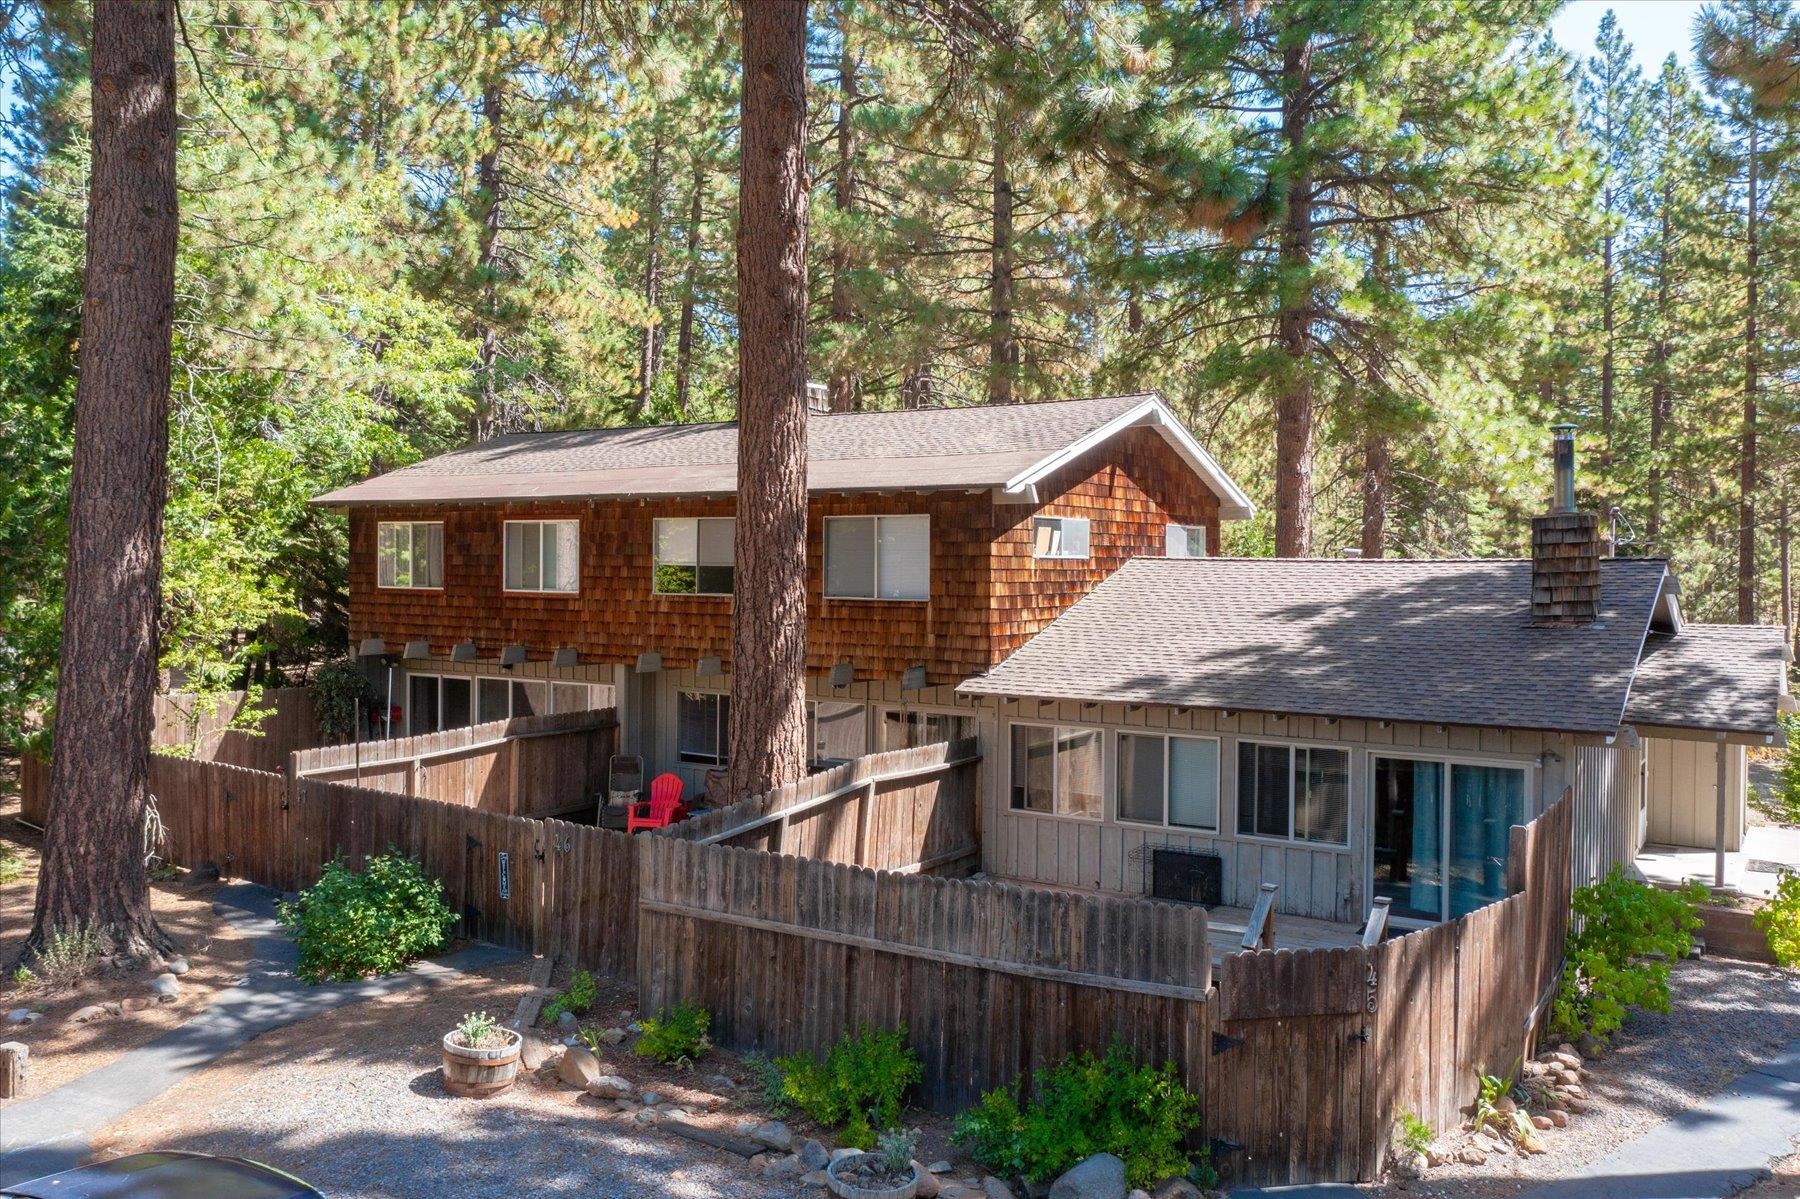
1738 120 1759 623
728 0 809 802
637 132 666 419
1274 35 1316 558
1648 182 1672 548
472 12 506 440
828 13 859 413
31 0 178 962
1360 433 1390 559
988 112 1017 405
674 161 704 418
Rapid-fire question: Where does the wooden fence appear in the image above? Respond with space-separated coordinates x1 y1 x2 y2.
288 709 617 820
1205 792 1574 1185
665 740 981 875
19 686 320 826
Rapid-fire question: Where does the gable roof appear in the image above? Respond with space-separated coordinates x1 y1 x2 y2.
957 556 1671 735
1625 624 1790 739
312 393 1254 518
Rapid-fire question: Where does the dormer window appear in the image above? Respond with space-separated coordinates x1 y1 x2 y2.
1032 515 1090 560
503 519 579 594
654 517 735 595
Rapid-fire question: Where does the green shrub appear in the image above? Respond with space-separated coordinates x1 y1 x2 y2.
1768 714 1800 823
953 1042 1201 1189
1755 873 1800 966
742 1050 790 1118
30 923 102 988
311 657 368 745
1396 1111 1434 1158
278 851 456 983
0 845 23 885
543 968 597 1025
778 1024 923 1150
1550 868 1705 1043
634 1002 712 1066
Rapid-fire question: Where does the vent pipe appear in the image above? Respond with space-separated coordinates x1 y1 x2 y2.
1551 423 1578 513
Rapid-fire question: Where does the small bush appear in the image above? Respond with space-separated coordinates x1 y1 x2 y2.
634 1002 711 1066
1550 868 1705 1043
0 845 23 885
311 657 368 745
1756 873 1800 967
953 1042 1201 1189
543 968 597 1025
1767 714 1800 824
277 851 456 984
32 923 102 988
742 1050 790 1118
779 1024 922 1149
1396 1111 1434 1158
455 1010 507 1049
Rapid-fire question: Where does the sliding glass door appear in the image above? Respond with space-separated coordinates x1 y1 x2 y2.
1372 756 1527 923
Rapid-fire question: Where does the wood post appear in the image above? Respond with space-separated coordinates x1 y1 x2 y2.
1242 882 1279 951
1716 735 1729 888
0 1042 27 1099
1361 897 1391 948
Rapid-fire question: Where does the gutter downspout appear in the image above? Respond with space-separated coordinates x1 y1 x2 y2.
1715 732 1729 889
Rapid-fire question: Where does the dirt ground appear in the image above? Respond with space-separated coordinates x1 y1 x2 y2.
0 775 253 1104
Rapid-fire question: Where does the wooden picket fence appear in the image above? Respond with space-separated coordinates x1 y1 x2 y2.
289 708 617 820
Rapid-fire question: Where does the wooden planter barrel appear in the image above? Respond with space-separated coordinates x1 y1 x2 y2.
825 1155 920 1199
440 1028 521 1098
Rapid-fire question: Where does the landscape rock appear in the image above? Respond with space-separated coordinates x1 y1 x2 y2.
556 1046 601 1089
706 1072 736 1091
763 1154 804 1179
519 1033 553 1071
1151 1181 1203 1199
640 1090 663 1107
594 1026 626 1045
984 1178 1019 1199
120 996 152 1013
1406 1152 1430 1174
149 973 180 1002
914 1164 942 1198
1494 1095 1516 1114
751 1121 795 1152
585 1074 635 1101
749 1153 770 1173
556 1010 578 1033
929 1162 954 1175
1547 1109 1570 1128
1049 1152 1126 1199
1460 1147 1487 1166
1521 1135 1548 1155
165 956 190 976
938 1187 967 1199
830 1147 860 1164
799 1139 831 1171
1531 1115 1553 1131
4 1010 40 1026
67 1004 112 1025
1128 1191 1151 1199
801 1170 830 1187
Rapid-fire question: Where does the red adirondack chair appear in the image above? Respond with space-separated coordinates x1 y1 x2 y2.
627 773 686 833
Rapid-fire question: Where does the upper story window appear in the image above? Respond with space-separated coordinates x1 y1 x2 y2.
377 521 443 589
1033 515 1090 560
1008 722 1102 820
824 514 930 601
1237 741 1350 846
503 519 579 594
1166 524 1207 558
655 517 735 595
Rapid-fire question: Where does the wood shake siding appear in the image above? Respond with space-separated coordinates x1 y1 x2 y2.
347 425 1215 682
990 426 1218 659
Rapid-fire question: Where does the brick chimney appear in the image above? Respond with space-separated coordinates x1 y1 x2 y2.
1530 425 1603 626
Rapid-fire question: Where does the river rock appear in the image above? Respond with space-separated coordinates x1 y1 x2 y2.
165 956 190 976
1050 1152 1126 1199
555 1010 579 1033
830 1147 860 1164
556 1046 601 1088
68 1004 111 1025
984 1178 1019 1199
585 1074 635 1100
1548 1109 1570 1128
149 973 180 1002
750 1121 794 1152
4 1010 40 1026
915 1164 942 1198
1460 1147 1487 1166
929 1162 954 1175
801 1170 830 1187
1531 1115 1553 1131
799 1138 831 1171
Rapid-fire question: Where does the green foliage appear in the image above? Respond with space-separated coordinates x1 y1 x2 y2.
1754 873 1800 967
1472 1069 1535 1144
633 1003 712 1067
277 852 457 984
1768 714 1800 824
778 1024 923 1150
543 968 597 1026
1396 1112 1435 1158
0 845 22 885
10 967 34 990
311 658 368 746
1551 869 1706 1043
30 923 101 988
455 1010 506 1049
877 1127 921 1174
742 1051 791 1118
952 1042 1202 1189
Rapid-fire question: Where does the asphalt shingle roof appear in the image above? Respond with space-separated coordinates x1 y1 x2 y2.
1625 624 1789 738
314 394 1203 506
958 556 1673 735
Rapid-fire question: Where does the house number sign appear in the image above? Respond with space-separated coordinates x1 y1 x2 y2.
498 851 511 900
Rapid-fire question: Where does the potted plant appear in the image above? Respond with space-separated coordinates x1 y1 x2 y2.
441 1010 521 1098
827 1128 922 1199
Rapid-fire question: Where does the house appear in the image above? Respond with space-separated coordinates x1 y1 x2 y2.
954 434 1792 928
311 392 1254 800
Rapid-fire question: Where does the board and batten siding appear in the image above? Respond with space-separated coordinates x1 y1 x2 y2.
976 699 1589 925
1644 736 1745 852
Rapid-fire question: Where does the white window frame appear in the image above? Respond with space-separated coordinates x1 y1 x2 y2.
1116 731 1222 832
502 519 580 595
1166 523 1207 558
677 689 730 765
653 516 736 596
1006 720 1105 822
1234 738 1352 848
1032 515 1091 560
376 521 444 589
1366 751 1536 928
822 514 932 601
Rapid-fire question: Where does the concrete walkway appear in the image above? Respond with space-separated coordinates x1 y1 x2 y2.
1228 1039 1800 1199
0 884 518 1185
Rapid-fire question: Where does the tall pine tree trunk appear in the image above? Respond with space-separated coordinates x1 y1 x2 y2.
988 113 1017 405
1738 120 1759 623
828 14 858 413
1649 179 1672 548
472 17 506 440
1274 36 1316 558
1360 432 1390 559
1601 224 1615 455
637 133 666 419
674 162 704 418
31 0 178 962
728 0 809 802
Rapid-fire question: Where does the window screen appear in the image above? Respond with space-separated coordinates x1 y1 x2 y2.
441 678 472 729
1168 737 1220 830
408 675 440 734
1237 742 1292 838
1294 747 1350 844
678 692 728 764
504 521 579 593
1118 733 1166 824
824 517 876 598
810 701 867 768
1166 524 1206 558
511 680 547 719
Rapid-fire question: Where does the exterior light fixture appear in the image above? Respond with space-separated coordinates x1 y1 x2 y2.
403 639 430 660
830 661 854 688
500 644 527 668
357 637 387 657
552 646 579 668
635 652 663 674
452 641 479 663
901 665 928 691
697 655 723 677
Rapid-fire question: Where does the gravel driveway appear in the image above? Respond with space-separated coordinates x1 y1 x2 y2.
91 961 798 1199
1371 956 1800 1198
